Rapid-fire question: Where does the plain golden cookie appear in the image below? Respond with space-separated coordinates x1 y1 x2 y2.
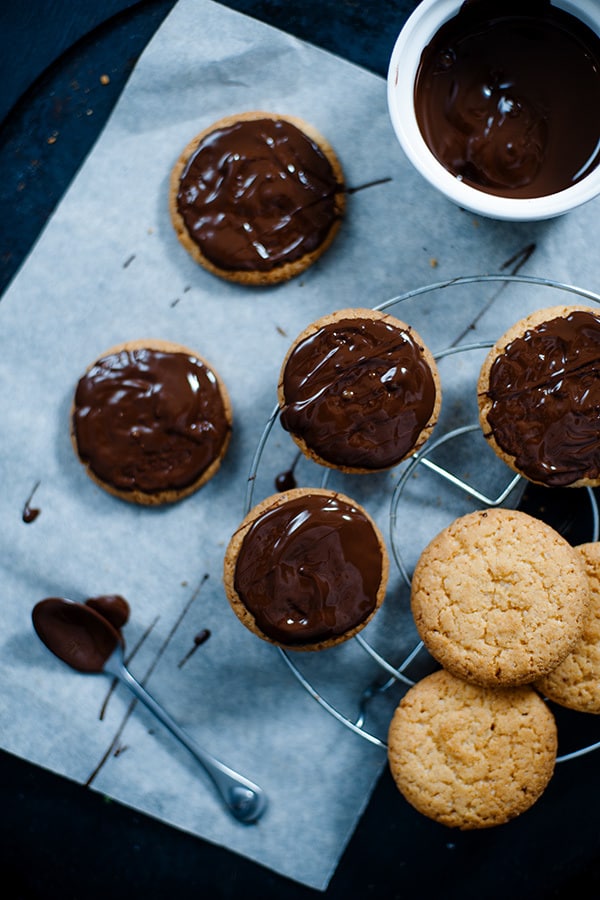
478 304 600 487
387 669 558 830
536 542 600 713
277 307 441 473
169 111 345 286
223 487 388 650
71 339 232 505
411 507 589 686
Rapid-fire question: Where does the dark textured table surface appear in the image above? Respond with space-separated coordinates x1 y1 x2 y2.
2 3 600 898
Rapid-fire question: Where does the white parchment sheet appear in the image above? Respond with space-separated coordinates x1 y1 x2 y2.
1 0 599 889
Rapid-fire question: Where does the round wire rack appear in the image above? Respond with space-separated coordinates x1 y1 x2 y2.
245 274 600 762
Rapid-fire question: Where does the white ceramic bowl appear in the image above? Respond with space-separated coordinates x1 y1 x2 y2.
387 0 600 221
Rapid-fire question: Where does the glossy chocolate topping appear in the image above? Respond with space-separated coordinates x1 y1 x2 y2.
73 347 230 495
485 310 600 486
234 493 384 645
414 0 600 198
280 317 437 469
32 597 120 673
176 118 342 271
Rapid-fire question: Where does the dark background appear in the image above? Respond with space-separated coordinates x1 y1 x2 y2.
2 2 600 898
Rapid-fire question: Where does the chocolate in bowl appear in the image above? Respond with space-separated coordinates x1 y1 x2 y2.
387 0 600 220
414 0 600 199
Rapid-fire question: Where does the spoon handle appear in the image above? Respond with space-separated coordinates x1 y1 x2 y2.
109 656 267 823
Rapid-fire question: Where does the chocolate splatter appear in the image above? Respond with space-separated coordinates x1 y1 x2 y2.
22 480 41 523
501 242 537 275
177 628 211 668
450 243 539 347
346 177 392 194
275 451 302 492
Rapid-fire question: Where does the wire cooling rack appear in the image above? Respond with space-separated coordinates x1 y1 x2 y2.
244 274 600 762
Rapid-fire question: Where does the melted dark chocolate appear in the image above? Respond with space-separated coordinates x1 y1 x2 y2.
275 469 297 491
484 309 600 485
32 597 120 673
414 0 600 198
85 595 130 630
176 118 342 271
234 492 384 645
22 504 40 523
279 316 437 469
275 451 301 492
72 347 230 495
193 628 211 647
274 468 297 492
177 628 212 668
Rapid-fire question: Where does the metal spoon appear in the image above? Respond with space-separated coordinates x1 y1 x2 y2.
32 597 267 824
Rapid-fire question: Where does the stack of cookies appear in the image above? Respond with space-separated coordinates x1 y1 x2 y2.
388 507 600 829
387 302 600 830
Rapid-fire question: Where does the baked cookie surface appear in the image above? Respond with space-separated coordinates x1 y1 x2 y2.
536 542 600 713
71 339 232 505
277 308 441 472
388 669 557 829
169 111 345 285
223 487 388 650
410 507 588 686
478 305 600 487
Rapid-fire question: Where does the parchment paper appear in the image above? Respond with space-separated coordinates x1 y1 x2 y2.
1 0 599 890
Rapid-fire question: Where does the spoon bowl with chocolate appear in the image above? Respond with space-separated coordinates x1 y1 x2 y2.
387 0 600 220
32 597 267 824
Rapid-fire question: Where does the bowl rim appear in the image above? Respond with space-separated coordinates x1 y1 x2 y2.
386 0 600 221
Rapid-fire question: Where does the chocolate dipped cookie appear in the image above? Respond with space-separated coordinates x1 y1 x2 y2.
223 488 388 650
277 308 441 472
478 305 600 487
71 339 232 505
169 112 345 285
